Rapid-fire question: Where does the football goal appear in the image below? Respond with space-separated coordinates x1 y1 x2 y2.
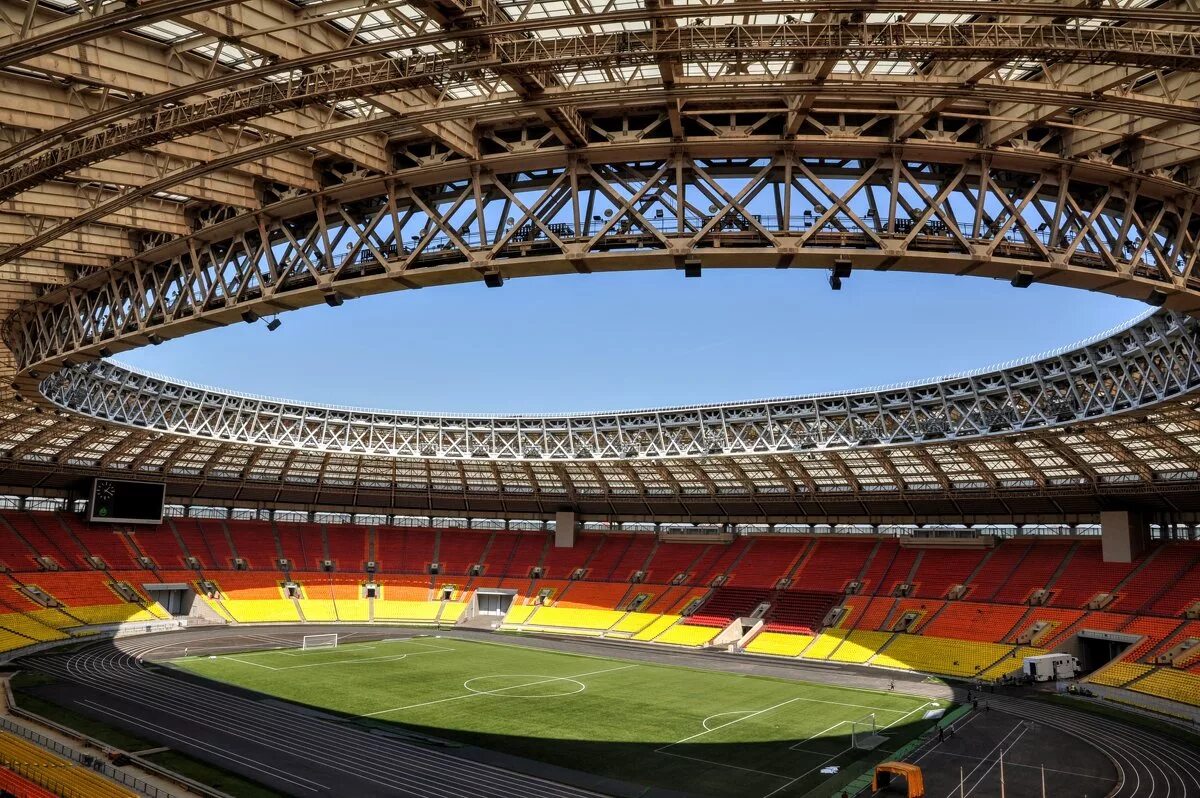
301 633 339 651
851 713 886 750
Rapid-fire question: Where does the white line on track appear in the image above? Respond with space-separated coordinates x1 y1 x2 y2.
364 663 637 716
947 724 1030 798
78 699 330 792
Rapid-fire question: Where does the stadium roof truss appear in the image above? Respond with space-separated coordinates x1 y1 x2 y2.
2 0 1200 516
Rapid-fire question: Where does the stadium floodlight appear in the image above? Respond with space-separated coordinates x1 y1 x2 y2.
828 273 842 291
832 258 852 279
483 271 504 288
682 255 701 278
1146 289 1168 307
148 334 164 345
98 347 112 358
323 292 344 307
1011 270 1034 288
241 310 260 324
301 633 338 651
266 317 282 332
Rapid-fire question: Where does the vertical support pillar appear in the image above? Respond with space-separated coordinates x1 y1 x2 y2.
554 508 577 548
1100 510 1151 563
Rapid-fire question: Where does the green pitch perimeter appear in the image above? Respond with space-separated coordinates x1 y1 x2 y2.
171 636 943 797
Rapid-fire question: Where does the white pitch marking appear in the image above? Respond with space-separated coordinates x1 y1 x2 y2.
786 720 852 752
224 655 276 670
463 675 586 699
658 696 809 751
701 710 758 731
364 663 637 716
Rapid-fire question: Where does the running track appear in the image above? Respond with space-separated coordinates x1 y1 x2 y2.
17 628 1200 798
21 631 610 798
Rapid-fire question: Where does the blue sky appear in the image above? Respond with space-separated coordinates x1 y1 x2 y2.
118 270 1141 414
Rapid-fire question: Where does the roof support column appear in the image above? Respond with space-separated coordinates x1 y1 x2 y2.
1099 509 1151 564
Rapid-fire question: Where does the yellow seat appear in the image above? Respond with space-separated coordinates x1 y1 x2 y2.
221 599 301 623
334 598 371 622
66 605 161 626
632 614 680 641
873 635 1037 678
653 623 719 647
504 604 538 624
373 600 441 621
829 631 891 664
521 607 625 631
0 730 136 798
801 629 851 660
297 599 339 622
745 631 813 657
438 602 466 622
1087 662 1153 688
1129 668 1200 707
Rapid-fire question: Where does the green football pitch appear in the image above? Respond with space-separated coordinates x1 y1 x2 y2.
170 636 945 797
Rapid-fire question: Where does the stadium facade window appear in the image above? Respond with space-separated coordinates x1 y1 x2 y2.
24 497 66 512
189 505 230 519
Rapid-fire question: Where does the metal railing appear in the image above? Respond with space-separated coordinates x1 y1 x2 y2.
0 715 179 798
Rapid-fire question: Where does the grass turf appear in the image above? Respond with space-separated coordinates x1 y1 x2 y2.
170 635 944 797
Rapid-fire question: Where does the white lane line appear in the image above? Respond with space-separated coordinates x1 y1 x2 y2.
954 726 1031 798
364 664 638 716
78 700 328 792
933 750 1115 781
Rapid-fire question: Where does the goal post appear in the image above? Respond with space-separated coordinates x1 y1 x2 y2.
851 713 886 750
301 633 338 651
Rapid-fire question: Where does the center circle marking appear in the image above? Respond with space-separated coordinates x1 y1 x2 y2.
463 674 587 698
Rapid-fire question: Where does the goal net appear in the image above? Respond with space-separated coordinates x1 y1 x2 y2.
851 713 886 750
301 633 338 651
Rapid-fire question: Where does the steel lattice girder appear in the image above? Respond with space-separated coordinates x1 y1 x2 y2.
32 311 1200 460
2 395 1200 513
2 20 1199 204
7 147 1200 377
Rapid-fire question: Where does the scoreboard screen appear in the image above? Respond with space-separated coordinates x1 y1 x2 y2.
88 479 166 524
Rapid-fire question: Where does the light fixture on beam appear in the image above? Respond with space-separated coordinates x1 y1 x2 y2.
323 292 344 307
1146 289 1168 307
682 255 701 278
98 347 112 358
241 310 260 324
829 257 851 290
483 271 504 288
1010 271 1034 289
266 317 282 332
148 334 164 346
